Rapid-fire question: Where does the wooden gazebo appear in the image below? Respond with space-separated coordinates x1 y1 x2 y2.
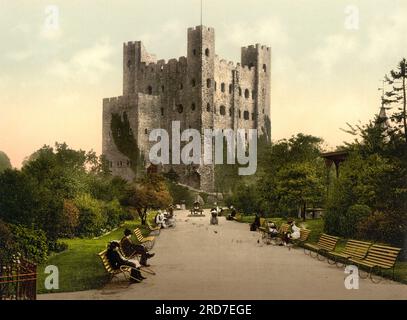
321 150 349 178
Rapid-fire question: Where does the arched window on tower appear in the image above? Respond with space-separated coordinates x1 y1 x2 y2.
245 89 250 99
239 87 242 96
206 103 211 112
205 48 210 57
220 105 226 116
229 84 233 94
147 86 153 95
191 79 196 87
243 111 250 120
263 64 267 72
221 83 225 93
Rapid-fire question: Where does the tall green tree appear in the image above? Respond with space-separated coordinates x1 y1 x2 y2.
256 134 325 218
383 58 407 142
0 151 12 173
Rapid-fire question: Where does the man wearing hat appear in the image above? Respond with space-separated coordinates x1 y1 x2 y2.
120 229 155 267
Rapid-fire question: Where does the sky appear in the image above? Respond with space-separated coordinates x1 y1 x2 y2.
0 0 406 168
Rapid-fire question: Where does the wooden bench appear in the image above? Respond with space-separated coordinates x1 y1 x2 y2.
292 229 311 247
98 250 135 282
258 218 267 233
278 223 290 236
147 221 161 236
134 228 155 250
327 239 371 266
303 233 339 260
349 244 401 282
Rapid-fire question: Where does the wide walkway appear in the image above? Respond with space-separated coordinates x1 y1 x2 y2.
40 209 407 300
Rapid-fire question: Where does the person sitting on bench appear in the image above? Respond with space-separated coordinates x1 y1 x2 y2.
281 219 301 246
120 229 155 267
250 213 261 231
155 210 168 229
106 241 146 283
227 206 237 220
267 221 279 238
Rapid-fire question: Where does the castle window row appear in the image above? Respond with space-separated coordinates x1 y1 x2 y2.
109 160 132 168
192 48 211 57
205 104 257 121
144 81 258 99
206 79 256 99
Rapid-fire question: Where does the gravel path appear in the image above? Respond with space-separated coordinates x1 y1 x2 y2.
39 209 407 300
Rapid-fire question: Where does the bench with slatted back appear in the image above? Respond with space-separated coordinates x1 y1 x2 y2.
147 221 161 236
303 233 339 260
258 218 267 234
278 223 290 236
134 228 155 244
349 244 402 281
98 250 132 281
327 239 371 265
293 229 311 247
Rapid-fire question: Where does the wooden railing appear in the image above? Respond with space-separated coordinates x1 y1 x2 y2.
0 258 37 300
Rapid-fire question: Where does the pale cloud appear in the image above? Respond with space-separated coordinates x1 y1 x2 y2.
313 34 358 73
5 50 33 62
11 23 31 35
138 20 186 58
363 10 407 62
40 27 62 40
47 39 115 84
221 19 289 48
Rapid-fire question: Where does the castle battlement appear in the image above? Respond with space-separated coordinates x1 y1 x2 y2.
188 25 215 33
104 25 271 192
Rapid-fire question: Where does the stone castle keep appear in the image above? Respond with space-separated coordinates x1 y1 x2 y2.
102 25 271 192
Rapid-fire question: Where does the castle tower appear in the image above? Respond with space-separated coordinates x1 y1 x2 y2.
103 25 271 194
187 26 216 192
241 44 271 139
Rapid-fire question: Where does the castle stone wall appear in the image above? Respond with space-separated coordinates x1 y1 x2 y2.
103 25 271 192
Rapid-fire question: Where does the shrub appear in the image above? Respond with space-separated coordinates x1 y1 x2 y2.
49 241 69 253
8 224 48 263
340 204 371 238
0 220 17 264
74 194 105 237
357 211 407 248
103 199 126 229
61 199 80 238
166 181 194 207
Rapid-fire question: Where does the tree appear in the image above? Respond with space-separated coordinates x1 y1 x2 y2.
256 134 325 218
0 151 12 173
383 58 407 142
274 163 324 220
326 113 407 247
126 173 172 225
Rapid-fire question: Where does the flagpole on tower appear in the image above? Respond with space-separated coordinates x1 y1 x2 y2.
200 0 203 26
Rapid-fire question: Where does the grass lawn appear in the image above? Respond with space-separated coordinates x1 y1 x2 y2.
37 219 152 294
235 214 407 284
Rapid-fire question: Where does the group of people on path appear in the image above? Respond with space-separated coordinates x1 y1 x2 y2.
252 213 301 246
154 207 176 229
